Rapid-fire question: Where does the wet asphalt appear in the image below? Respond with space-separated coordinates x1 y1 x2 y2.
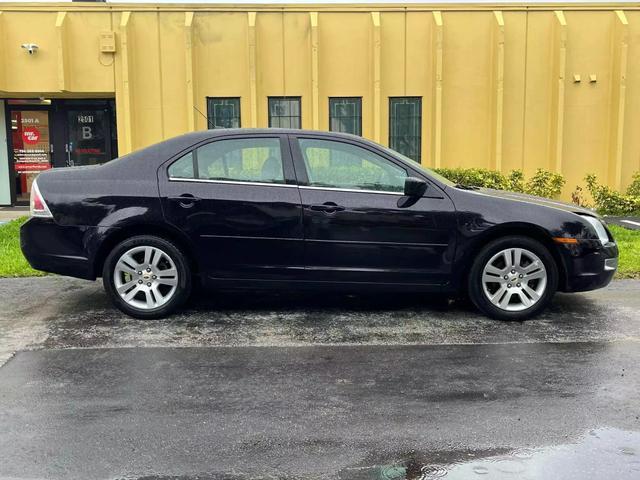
0 277 639 479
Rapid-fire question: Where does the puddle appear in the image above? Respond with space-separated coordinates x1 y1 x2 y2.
342 428 640 480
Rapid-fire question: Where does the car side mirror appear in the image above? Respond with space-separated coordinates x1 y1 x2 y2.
403 177 428 197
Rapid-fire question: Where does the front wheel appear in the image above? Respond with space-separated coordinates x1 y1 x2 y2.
102 235 191 319
468 236 558 321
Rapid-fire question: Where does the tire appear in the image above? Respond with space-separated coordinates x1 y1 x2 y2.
102 235 192 319
467 235 558 321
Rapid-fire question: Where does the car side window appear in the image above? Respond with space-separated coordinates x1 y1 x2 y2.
298 138 407 193
167 138 285 184
167 152 194 179
197 138 285 184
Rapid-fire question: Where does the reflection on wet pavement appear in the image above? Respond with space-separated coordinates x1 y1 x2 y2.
343 429 640 480
0 339 638 479
0 277 639 366
1 278 639 479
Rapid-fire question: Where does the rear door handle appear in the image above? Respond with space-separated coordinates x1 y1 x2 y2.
309 202 345 214
168 194 202 208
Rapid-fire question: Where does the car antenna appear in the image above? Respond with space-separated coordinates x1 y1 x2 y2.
193 105 216 129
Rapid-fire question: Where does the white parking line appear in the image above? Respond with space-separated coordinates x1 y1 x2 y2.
621 220 640 227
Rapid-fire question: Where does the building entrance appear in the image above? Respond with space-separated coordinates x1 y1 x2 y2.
5 99 117 205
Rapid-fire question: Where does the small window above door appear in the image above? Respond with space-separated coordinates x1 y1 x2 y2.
206 98 241 129
389 97 422 163
329 97 362 136
268 97 301 129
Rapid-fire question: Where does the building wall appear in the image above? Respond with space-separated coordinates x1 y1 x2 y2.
1 3 639 199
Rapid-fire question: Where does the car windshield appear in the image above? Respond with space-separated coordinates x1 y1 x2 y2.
380 145 456 187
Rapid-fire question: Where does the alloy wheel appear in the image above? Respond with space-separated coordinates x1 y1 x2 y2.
113 245 179 310
481 247 547 312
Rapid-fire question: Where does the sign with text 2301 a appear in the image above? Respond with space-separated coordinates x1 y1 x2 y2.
11 110 52 171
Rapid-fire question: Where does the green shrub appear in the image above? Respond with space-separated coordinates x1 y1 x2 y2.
626 172 640 197
432 167 510 190
524 168 566 199
570 185 591 209
433 167 564 198
585 174 640 216
506 170 525 193
432 166 640 214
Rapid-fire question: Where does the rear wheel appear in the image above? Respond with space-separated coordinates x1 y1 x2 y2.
103 235 191 319
468 236 558 320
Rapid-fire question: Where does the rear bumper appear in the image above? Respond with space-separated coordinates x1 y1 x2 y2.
20 217 95 280
559 240 618 293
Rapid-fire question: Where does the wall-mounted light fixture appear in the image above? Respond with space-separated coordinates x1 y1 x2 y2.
21 43 39 55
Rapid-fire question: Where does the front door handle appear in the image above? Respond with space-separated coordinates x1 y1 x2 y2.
309 202 345 214
168 194 202 208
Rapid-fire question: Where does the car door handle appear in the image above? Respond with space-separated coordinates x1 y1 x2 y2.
168 194 201 208
309 202 345 214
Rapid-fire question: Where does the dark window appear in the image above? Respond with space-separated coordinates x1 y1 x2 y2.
206 97 241 129
268 97 301 129
329 97 362 136
298 138 407 193
389 97 422 162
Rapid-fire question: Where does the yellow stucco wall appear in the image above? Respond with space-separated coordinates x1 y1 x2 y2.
1 3 639 197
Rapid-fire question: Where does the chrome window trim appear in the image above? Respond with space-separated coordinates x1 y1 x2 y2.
299 185 404 196
168 177 298 188
168 178 406 195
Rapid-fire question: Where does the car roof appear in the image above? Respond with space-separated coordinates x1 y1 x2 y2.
173 128 362 141
110 129 364 171
105 127 453 190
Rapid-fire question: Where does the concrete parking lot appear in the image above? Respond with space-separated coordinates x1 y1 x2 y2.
0 277 639 479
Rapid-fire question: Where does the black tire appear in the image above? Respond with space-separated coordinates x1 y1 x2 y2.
467 235 558 321
102 235 192 319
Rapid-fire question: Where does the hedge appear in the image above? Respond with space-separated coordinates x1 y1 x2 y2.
433 167 565 199
433 167 640 216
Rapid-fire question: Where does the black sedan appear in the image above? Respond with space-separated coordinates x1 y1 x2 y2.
21 129 618 320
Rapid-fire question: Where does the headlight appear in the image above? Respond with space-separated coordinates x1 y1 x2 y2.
580 215 609 245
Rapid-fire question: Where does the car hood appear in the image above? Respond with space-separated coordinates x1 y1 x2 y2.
474 187 598 217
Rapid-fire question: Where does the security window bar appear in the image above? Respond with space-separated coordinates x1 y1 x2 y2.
329 97 362 136
207 97 241 129
268 97 301 129
389 97 422 162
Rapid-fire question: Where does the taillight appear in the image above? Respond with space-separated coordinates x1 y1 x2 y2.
30 179 53 218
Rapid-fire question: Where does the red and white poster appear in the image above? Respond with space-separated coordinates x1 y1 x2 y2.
11 110 52 173
11 110 52 199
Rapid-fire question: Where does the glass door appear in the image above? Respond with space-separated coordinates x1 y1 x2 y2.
65 109 112 167
10 109 52 203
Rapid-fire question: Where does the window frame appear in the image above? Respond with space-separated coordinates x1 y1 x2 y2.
206 97 242 129
328 97 362 136
163 134 298 188
388 97 422 163
268 96 302 129
289 135 411 196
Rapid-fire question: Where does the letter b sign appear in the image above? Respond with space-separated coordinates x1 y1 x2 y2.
82 126 93 140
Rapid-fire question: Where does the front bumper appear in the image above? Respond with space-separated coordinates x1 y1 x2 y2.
20 217 96 280
558 240 618 293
